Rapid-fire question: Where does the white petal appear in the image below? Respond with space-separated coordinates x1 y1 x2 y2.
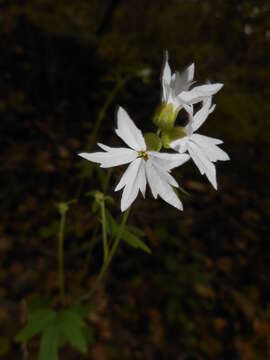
188 141 217 190
158 169 179 188
191 133 223 145
115 107 146 151
186 63 195 83
191 134 230 162
173 63 195 95
192 97 213 132
178 83 223 104
79 147 137 168
162 50 172 85
161 51 172 103
97 143 110 151
120 158 142 211
149 163 183 210
170 137 189 153
115 161 135 192
187 142 205 175
148 151 190 170
183 104 194 116
137 161 147 197
145 160 158 199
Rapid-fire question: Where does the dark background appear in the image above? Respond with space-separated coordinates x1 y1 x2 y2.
1 0 270 358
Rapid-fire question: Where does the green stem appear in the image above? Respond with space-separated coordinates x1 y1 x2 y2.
79 169 112 284
81 207 131 301
58 210 67 304
101 199 108 262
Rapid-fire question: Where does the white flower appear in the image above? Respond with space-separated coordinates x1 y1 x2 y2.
79 107 190 211
162 51 223 114
170 98 230 190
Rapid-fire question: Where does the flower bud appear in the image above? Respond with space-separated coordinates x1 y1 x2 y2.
153 103 179 131
161 127 186 148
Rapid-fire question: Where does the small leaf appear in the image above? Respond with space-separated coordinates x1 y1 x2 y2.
15 309 56 343
104 210 151 253
122 227 152 254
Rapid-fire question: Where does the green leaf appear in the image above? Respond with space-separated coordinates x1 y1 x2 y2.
15 309 57 343
127 225 145 237
122 227 152 254
60 309 85 329
38 324 60 360
60 323 87 353
60 309 88 353
104 209 118 236
105 210 151 254
144 132 162 151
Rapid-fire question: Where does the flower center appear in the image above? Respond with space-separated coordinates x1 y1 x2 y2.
137 150 148 160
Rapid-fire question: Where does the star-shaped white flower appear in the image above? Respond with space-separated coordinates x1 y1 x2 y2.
79 107 190 211
170 97 230 190
162 51 223 114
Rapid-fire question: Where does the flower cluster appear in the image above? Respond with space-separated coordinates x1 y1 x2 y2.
79 52 229 211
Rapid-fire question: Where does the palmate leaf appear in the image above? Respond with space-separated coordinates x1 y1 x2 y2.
105 210 151 254
60 322 87 353
15 305 91 360
15 309 57 343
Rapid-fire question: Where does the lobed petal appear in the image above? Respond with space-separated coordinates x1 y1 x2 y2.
115 107 146 151
188 141 217 190
146 160 183 210
79 146 137 168
148 151 190 170
178 83 223 105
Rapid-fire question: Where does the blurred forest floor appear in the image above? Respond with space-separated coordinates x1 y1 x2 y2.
0 0 270 359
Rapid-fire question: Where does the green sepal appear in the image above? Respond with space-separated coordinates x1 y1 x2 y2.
161 126 186 149
153 103 179 131
144 132 162 151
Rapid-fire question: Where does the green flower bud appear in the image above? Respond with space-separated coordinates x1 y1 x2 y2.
153 103 179 131
161 126 186 149
144 132 162 151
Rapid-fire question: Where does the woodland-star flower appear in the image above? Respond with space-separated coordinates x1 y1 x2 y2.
79 107 190 211
170 97 230 190
162 51 223 115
